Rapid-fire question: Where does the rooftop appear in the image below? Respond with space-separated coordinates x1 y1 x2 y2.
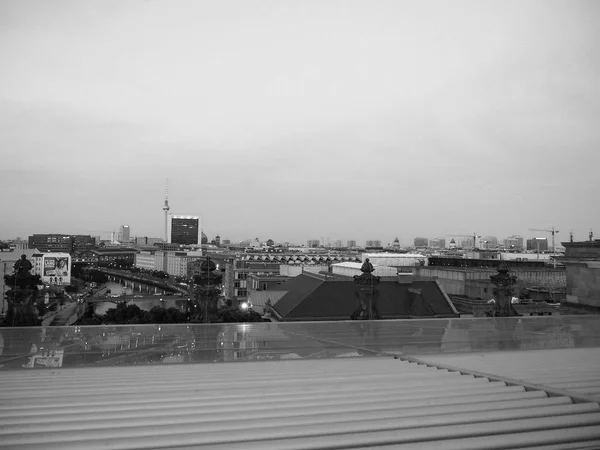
1 316 600 449
270 273 457 320
563 240 600 248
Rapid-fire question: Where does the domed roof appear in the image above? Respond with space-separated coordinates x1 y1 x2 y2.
199 258 216 271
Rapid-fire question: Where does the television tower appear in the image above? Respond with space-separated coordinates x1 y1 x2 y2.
163 179 170 242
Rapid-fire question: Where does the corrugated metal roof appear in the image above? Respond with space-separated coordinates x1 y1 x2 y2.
415 347 600 402
2 317 600 448
2 356 600 449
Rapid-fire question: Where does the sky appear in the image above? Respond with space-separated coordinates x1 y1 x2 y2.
1 0 599 246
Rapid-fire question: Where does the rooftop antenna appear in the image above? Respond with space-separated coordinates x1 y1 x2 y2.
163 179 170 242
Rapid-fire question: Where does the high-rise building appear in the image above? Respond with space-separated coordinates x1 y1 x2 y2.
72 235 96 252
460 238 474 249
347 240 356 248
429 238 446 249
504 235 524 250
28 235 72 253
118 225 130 243
307 240 320 248
134 237 165 246
365 240 382 248
169 215 201 245
482 236 498 249
28 234 96 253
527 238 548 252
414 237 429 247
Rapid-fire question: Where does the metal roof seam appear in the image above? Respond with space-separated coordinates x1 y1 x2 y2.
401 355 600 406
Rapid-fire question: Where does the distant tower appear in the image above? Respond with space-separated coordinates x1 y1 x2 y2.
119 225 130 243
163 179 170 242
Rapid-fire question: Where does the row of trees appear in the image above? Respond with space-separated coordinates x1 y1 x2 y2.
119 265 170 279
78 302 264 325
76 268 109 285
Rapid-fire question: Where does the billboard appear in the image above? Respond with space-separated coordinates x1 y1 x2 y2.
42 254 71 285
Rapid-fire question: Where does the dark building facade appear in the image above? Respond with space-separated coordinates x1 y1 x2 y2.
170 216 201 245
73 235 96 252
28 234 96 253
91 249 137 265
428 256 548 269
527 238 549 252
414 237 429 247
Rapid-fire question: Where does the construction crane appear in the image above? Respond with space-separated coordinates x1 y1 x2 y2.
528 227 559 268
447 233 480 250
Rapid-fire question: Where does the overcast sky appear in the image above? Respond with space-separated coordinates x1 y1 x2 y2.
1 0 598 245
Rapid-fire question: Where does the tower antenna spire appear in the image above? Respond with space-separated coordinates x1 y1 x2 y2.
163 178 170 242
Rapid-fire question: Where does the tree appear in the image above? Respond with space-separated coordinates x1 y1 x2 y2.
104 302 144 324
148 306 186 323
65 284 79 294
36 299 47 317
218 307 264 323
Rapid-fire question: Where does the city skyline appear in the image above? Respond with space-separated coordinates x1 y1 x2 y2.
0 187 593 246
1 225 589 249
1 1 599 243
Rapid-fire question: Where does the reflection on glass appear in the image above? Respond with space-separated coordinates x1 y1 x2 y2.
0 316 597 370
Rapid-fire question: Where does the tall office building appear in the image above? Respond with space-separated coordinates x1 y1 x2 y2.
482 236 498 249
72 235 97 252
307 240 320 248
366 240 382 248
119 225 130 243
414 237 429 247
347 240 357 248
28 234 96 253
331 240 344 248
504 235 524 250
169 215 201 245
527 238 548 252
429 238 446 249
